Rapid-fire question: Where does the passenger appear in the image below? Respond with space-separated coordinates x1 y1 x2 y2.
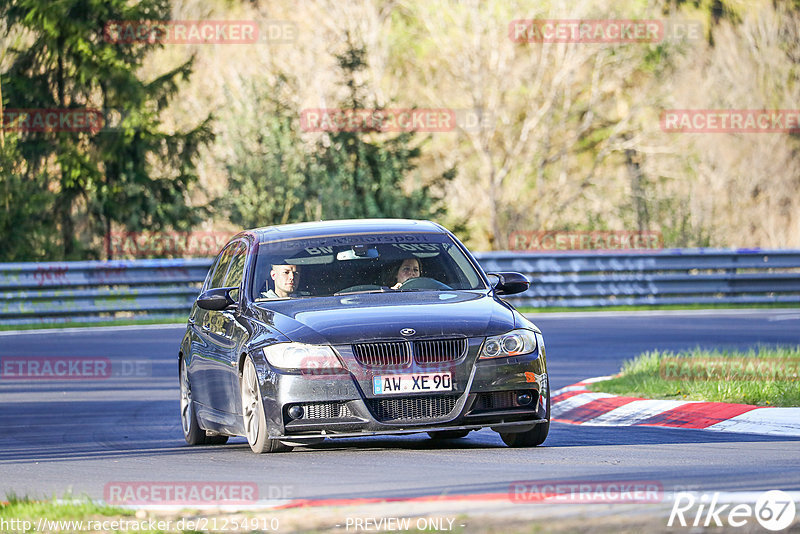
387 257 421 289
264 264 301 298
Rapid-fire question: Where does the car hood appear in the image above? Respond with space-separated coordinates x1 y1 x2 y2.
251 291 517 345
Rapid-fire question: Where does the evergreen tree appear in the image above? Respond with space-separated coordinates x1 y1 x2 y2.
0 131 62 261
312 41 453 221
1 0 212 260
221 77 316 229
222 39 453 229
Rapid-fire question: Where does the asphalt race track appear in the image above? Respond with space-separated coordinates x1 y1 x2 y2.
1 310 799 505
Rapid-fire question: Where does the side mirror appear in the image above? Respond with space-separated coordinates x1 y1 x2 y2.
488 272 530 296
197 287 238 311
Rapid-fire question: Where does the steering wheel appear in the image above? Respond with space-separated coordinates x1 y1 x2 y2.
398 277 452 290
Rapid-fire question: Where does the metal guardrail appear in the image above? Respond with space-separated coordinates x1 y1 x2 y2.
1 250 799 324
474 249 800 307
0 259 213 325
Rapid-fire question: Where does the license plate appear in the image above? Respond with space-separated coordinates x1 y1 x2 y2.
373 372 452 395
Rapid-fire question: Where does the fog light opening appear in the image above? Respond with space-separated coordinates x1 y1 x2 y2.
287 405 304 420
516 392 533 406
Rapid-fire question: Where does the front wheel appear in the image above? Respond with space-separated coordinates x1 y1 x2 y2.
499 421 549 447
498 395 550 447
428 430 470 440
241 357 292 454
180 358 208 445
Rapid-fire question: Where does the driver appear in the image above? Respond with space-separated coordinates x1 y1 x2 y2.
388 257 421 289
264 264 301 298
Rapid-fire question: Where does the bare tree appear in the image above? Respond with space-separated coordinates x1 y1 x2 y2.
395 0 660 249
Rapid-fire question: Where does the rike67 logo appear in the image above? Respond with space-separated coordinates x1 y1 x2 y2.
669 490 797 531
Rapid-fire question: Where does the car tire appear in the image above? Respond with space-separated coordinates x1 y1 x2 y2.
241 357 292 454
427 430 470 440
180 357 208 445
498 394 550 447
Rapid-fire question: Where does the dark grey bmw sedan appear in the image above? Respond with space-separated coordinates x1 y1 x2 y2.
178 219 549 453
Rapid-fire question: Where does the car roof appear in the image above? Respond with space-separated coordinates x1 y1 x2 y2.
236 219 448 242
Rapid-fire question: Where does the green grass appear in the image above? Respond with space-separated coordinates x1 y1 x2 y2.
588 346 800 406
520 303 800 313
1 493 131 521
0 494 210 533
0 316 186 332
0 494 143 533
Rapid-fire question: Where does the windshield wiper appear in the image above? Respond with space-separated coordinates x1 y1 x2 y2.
393 288 431 292
333 288 392 296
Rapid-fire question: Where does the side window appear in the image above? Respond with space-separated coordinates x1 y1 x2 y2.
223 242 248 289
445 243 482 289
202 256 220 291
208 243 236 289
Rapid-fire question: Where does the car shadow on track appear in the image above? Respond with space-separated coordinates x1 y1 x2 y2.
2 407 796 464
263 424 799 453
544 422 799 447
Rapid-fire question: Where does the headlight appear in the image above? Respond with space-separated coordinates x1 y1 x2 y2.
262 343 344 371
479 329 538 359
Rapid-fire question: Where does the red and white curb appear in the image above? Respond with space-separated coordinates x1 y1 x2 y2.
552 376 800 437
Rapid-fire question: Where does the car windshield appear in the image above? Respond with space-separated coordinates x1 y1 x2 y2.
251 232 486 300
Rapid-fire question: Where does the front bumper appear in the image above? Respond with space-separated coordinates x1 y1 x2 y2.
256 336 549 439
